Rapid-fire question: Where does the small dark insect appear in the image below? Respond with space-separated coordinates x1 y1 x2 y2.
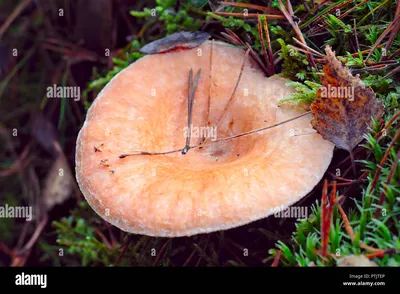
292 15 301 24
100 159 110 167
109 170 115 174
94 143 104 152
139 31 211 55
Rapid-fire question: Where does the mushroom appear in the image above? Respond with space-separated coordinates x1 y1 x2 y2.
75 40 334 237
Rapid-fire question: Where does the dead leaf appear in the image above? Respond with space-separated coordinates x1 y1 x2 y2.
311 46 383 152
43 154 75 210
337 255 378 267
139 31 210 54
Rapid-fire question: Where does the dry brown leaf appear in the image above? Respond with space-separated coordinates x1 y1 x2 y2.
139 31 210 55
43 154 75 210
311 46 383 152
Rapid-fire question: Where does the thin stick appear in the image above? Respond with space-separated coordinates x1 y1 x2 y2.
365 248 396 259
119 149 183 158
383 0 400 59
182 68 201 154
321 179 329 258
152 238 172 266
0 0 32 39
215 49 249 130
374 149 400 218
263 15 275 75
271 249 282 267
327 172 354 182
349 150 357 176
278 0 317 70
289 45 324 57
376 109 400 139
200 40 214 145
292 130 317 136
366 14 400 62
223 29 245 46
213 111 311 143
220 1 283 15
22 214 48 252
336 201 382 253
353 19 360 52
114 241 129 265
119 111 312 158
202 49 249 146
292 38 325 57
213 11 286 20
257 14 269 73
183 68 194 153
369 128 400 194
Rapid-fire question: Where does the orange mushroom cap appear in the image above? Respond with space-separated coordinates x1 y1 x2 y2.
75 40 334 237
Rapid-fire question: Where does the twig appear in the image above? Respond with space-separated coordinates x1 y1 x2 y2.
383 65 400 79
309 0 370 36
202 48 248 147
152 239 172 266
262 15 275 75
22 214 48 252
383 0 400 59
336 201 382 253
289 45 324 57
271 249 282 267
366 14 400 62
376 109 400 139
292 38 325 57
183 247 197 267
374 149 400 218
223 29 244 46
213 11 285 19
301 0 330 23
119 111 312 158
0 0 32 39
200 40 214 145
349 151 357 176
95 228 113 250
214 50 249 130
365 248 397 259
182 68 201 154
0 241 12 256
258 15 269 74
321 180 334 258
369 128 400 194
353 19 360 52
114 240 130 265
278 0 317 70
220 1 283 15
